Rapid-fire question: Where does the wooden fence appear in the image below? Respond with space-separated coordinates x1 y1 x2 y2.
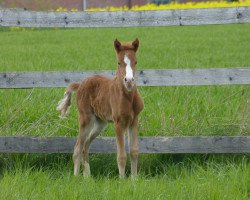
1 68 250 89
1 136 250 154
0 7 250 28
1 68 250 154
0 7 250 154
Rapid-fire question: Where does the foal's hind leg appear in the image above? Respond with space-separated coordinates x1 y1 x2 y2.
82 118 107 177
73 114 94 176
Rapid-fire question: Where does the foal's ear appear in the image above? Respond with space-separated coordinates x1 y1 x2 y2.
114 39 121 53
132 38 139 52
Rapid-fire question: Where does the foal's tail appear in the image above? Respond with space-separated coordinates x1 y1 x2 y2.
56 82 80 118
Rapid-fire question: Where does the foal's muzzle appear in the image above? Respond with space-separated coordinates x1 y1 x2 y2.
123 77 135 91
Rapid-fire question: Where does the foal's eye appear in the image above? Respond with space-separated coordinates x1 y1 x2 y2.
118 62 121 65
135 61 137 65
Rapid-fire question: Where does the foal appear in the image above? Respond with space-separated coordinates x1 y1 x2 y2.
57 39 143 178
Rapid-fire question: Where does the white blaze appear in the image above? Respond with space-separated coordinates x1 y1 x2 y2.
124 55 133 80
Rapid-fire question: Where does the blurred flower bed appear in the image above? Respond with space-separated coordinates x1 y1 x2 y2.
54 0 249 12
88 0 250 11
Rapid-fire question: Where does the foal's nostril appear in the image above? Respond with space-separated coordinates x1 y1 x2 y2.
124 77 135 83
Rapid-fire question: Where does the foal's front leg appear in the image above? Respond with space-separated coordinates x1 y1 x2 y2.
115 123 127 178
128 116 139 177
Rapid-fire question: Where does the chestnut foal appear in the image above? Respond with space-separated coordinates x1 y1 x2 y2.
57 39 143 178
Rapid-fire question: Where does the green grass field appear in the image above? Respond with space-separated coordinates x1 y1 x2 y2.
0 24 250 199
0 154 249 199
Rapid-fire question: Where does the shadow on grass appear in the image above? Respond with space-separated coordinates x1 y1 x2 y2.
0 153 248 179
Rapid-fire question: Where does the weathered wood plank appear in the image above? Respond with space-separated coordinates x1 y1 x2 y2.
0 9 179 28
180 7 238 25
0 68 249 88
0 7 249 28
0 136 249 153
237 6 250 23
139 136 250 153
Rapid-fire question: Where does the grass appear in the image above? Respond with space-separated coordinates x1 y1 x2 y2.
1 166 248 200
0 24 249 199
0 24 250 71
1 85 249 136
0 154 249 200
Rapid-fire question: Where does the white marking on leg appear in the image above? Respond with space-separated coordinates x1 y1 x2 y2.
73 145 82 176
124 55 133 80
83 161 90 178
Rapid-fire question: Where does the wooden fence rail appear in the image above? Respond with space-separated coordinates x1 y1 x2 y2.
1 136 250 153
0 7 250 28
1 68 250 88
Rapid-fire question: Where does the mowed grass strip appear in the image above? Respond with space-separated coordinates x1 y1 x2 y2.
0 24 250 71
0 24 249 136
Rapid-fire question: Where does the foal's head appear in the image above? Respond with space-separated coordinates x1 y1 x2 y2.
114 38 139 92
